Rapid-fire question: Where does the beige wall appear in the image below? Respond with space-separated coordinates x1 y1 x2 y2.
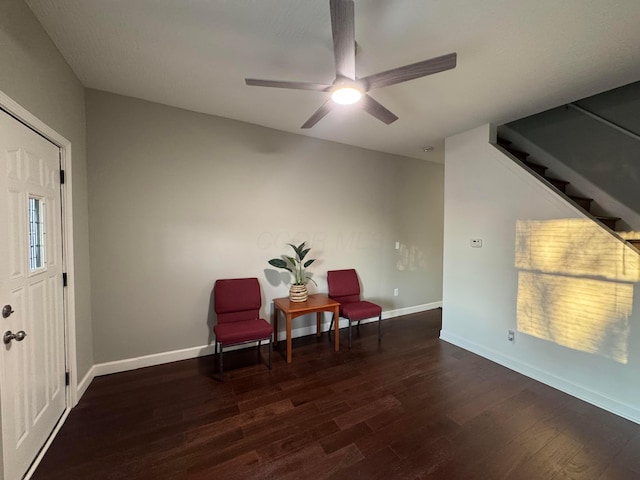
87 90 444 363
0 0 93 379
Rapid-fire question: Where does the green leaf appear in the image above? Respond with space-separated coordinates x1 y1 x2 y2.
285 256 297 265
274 242 315 282
268 258 289 269
287 243 301 258
306 276 318 286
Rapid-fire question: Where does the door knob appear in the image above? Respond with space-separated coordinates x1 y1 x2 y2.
3 330 27 345
2 305 14 318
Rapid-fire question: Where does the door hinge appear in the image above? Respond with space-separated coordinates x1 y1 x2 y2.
65 372 70 386
62 272 68 287
60 169 65 184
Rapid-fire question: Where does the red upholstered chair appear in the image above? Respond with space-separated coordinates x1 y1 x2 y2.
213 278 273 381
327 269 382 348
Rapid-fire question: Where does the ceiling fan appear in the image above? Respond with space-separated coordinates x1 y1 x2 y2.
245 0 457 129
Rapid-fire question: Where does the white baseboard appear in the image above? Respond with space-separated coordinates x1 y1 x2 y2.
439 329 640 425
272 301 442 342
383 301 442 319
94 344 216 377
91 302 442 378
76 366 95 404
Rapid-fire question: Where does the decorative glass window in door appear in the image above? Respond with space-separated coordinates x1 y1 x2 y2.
28 196 46 271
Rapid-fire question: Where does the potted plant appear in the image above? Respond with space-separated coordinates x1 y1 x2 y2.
268 241 317 302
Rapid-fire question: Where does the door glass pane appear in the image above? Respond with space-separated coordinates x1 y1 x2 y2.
28 197 45 271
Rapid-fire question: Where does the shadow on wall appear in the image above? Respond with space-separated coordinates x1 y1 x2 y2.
515 219 640 364
264 269 293 288
207 287 217 347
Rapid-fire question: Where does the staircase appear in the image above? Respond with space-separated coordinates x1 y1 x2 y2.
495 137 640 251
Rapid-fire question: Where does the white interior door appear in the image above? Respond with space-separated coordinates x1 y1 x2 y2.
0 110 66 480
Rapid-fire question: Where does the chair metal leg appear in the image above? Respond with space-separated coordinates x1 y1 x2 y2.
214 337 272 382
214 341 222 382
219 344 224 382
378 314 382 342
348 319 352 348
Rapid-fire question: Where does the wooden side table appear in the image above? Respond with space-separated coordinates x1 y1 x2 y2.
272 294 340 363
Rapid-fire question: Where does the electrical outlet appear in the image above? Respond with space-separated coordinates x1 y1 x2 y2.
393 288 399 297
471 238 483 248
508 330 515 342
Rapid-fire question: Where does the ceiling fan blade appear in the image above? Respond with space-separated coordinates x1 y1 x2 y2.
301 99 335 129
360 52 457 91
330 0 356 80
361 94 398 125
245 79 332 91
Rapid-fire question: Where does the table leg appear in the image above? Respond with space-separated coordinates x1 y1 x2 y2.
272 306 279 345
286 313 293 364
333 306 339 352
316 312 322 337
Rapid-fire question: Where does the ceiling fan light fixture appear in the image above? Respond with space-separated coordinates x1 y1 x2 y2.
244 0 457 128
331 86 362 105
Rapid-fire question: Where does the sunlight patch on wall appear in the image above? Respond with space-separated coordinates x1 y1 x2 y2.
515 219 638 364
396 243 428 271
517 271 631 363
516 219 640 282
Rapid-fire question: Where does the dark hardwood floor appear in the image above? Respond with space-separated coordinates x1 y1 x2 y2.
33 310 640 479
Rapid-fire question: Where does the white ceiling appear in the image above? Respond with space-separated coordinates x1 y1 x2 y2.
25 0 640 162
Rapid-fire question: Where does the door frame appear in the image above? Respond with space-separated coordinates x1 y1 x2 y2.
0 89 79 474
